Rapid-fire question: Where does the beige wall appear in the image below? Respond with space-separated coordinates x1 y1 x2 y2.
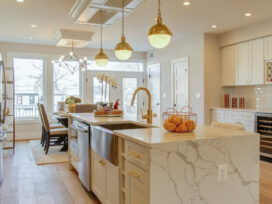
219 17 272 47
204 34 223 125
146 33 205 124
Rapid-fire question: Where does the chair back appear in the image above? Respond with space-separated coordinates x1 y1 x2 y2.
40 104 50 131
211 122 245 131
37 103 44 125
74 104 97 113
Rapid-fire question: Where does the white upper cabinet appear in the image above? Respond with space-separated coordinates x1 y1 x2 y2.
249 38 264 84
235 42 249 85
221 45 235 86
221 38 264 86
264 36 272 60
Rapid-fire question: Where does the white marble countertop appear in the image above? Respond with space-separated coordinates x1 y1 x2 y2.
69 113 258 147
211 107 272 113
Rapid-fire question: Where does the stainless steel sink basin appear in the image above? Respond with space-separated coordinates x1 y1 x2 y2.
99 123 150 131
91 123 150 165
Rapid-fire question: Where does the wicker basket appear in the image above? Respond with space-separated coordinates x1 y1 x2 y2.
162 106 197 133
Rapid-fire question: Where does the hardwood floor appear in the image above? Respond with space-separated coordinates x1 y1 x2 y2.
1 141 272 204
0 141 99 204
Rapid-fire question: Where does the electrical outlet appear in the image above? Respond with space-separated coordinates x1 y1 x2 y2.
218 164 228 182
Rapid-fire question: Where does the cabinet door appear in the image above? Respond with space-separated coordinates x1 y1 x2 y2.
264 36 272 60
125 161 148 204
104 161 119 204
91 152 105 202
235 42 249 85
249 39 264 85
221 46 235 86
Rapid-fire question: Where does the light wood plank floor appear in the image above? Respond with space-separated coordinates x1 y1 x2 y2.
0 141 99 204
1 141 272 204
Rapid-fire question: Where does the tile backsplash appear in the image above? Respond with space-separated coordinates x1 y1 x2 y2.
223 85 272 110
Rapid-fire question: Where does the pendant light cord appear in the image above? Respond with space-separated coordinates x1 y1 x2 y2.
100 10 103 49
122 0 125 37
158 0 161 17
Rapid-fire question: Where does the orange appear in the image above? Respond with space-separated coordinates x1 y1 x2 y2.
163 119 170 129
167 122 177 132
180 123 188 132
173 116 183 125
185 120 196 131
176 124 183 133
168 115 175 123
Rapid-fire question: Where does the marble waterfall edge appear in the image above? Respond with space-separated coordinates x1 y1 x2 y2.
149 135 259 204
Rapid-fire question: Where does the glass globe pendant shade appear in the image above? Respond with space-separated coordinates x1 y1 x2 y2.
114 36 133 61
95 48 109 67
148 16 172 49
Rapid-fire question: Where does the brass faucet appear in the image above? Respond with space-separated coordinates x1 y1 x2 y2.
131 87 152 124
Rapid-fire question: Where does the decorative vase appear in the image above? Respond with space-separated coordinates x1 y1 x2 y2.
68 104 76 113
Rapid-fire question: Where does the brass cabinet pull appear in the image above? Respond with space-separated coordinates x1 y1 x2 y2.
99 160 105 166
128 151 141 158
128 171 141 179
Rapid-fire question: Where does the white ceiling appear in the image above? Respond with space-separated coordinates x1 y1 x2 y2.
1 0 272 52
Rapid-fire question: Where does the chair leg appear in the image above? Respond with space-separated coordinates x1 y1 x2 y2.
45 135 50 155
44 131 48 151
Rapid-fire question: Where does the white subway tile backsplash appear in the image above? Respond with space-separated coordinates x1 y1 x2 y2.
223 85 272 110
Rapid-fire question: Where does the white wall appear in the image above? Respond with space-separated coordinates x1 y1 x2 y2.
0 41 146 140
219 17 272 47
204 34 223 124
146 33 205 124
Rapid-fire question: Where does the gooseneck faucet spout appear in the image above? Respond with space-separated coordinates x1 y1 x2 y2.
131 87 152 124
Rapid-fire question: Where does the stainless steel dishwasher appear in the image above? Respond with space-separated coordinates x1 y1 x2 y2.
76 121 91 191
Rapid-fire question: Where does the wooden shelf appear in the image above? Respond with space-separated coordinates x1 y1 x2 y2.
259 125 272 128
259 129 272 134
259 120 272 123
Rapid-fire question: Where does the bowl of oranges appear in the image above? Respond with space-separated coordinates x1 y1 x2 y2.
162 107 197 133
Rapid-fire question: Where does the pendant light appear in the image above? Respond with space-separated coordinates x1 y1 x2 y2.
148 0 173 49
95 10 109 67
114 0 133 61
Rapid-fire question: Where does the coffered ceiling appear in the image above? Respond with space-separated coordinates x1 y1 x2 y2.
1 0 272 51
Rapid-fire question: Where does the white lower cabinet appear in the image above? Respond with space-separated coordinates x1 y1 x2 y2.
91 151 119 204
125 160 148 204
211 109 255 132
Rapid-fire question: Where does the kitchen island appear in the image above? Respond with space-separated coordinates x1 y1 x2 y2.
68 113 259 204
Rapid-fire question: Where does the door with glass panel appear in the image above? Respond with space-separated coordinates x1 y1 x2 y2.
85 71 144 117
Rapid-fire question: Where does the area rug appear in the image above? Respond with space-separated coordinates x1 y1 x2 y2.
29 140 68 165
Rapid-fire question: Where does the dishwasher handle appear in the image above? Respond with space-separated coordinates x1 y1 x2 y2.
77 124 89 133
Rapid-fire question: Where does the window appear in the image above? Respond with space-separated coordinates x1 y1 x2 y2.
14 58 43 119
87 61 143 72
53 62 80 111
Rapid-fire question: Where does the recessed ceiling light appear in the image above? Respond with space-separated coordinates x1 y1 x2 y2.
244 12 252 17
211 24 217 29
16 0 24 2
29 37 33 40
30 24 37 28
183 1 191 6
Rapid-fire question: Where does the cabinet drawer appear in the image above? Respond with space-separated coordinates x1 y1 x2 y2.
125 140 149 171
238 112 255 121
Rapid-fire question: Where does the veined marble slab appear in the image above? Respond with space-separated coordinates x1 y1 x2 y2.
149 135 259 204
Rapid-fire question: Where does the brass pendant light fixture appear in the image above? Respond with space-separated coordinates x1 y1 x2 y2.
95 10 109 67
114 0 133 61
148 0 173 49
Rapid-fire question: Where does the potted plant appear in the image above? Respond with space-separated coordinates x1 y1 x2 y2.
65 96 81 112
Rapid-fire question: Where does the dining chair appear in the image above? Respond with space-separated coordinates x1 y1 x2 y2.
37 103 64 147
40 104 68 154
74 104 97 113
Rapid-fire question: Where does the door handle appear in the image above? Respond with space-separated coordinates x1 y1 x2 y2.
128 151 141 158
77 125 88 133
99 160 105 166
156 103 160 106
